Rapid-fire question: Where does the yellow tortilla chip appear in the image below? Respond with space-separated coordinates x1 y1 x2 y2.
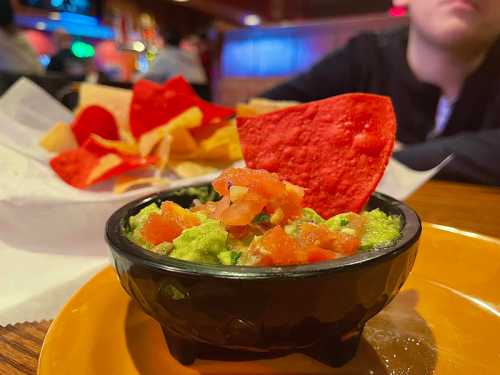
90 134 139 155
119 128 136 144
166 106 203 134
197 122 242 161
39 122 78 153
170 128 198 155
155 133 172 172
113 175 170 194
170 161 218 178
236 103 259 117
236 98 299 117
138 126 164 157
86 153 122 185
197 144 230 161
78 83 132 131
138 107 203 157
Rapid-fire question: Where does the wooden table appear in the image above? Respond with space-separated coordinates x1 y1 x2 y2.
1 180 499 374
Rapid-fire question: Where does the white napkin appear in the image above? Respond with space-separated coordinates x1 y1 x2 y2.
0 78 450 325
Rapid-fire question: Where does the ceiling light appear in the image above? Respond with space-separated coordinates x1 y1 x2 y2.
243 14 261 26
35 22 47 30
132 41 146 53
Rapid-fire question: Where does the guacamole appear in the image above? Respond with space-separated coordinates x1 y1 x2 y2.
125 168 402 266
126 202 401 266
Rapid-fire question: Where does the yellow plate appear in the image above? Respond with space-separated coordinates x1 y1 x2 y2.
38 223 500 374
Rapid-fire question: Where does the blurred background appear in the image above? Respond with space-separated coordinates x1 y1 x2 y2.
0 0 408 105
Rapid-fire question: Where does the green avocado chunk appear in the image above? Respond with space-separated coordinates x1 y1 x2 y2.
360 209 401 250
170 220 229 264
284 207 324 236
324 212 352 231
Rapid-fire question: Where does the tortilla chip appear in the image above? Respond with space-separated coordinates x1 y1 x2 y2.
130 77 234 139
236 98 299 117
197 122 242 162
170 160 218 178
138 126 165 157
166 106 203 134
155 133 172 172
113 175 170 194
39 122 78 153
50 148 157 189
237 93 396 218
138 107 202 157
71 105 119 145
86 153 123 185
85 134 139 156
170 128 198 156
119 128 136 145
78 83 132 131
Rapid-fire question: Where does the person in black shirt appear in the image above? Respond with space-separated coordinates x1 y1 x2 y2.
262 0 500 186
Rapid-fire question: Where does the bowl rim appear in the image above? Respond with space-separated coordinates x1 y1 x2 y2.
105 185 421 280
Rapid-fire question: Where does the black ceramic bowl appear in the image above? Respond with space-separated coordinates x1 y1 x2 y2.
106 185 421 367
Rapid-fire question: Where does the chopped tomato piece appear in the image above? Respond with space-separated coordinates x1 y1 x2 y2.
260 226 304 266
332 232 360 256
266 186 303 224
141 213 183 245
221 191 266 226
192 201 216 216
298 223 338 250
344 213 366 237
210 196 231 220
212 168 286 199
227 225 250 240
142 202 200 245
306 246 338 263
161 201 200 228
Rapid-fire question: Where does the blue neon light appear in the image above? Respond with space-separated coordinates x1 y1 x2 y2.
15 15 114 40
221 35 322 77
58 12 98 25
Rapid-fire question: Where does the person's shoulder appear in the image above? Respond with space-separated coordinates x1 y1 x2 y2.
341 27 408 54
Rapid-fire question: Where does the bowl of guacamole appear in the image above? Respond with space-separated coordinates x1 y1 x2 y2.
105 168 421 367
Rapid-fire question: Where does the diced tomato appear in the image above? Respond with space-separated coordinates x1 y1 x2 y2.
210 196 231 220
298 223 338 250
142 202 200 245
227 225 250 240
212 168 286 199
259 226 304 266
306 246 338 263
141 213 183 245
161 201 200 228
332 232 360 256
221 191 266 226
266 186 303 224
192 201 216 216
344 213 366 237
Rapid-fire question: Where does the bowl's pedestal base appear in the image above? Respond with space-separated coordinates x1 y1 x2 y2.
161 326 363 368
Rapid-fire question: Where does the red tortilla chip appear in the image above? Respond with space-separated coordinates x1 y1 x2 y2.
50 148 157 189
129 78 234 139
163 75 197 96
237 93 396 218
71 105 119 145
82 135 138 157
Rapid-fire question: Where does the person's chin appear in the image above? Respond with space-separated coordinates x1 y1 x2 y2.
433 19 483 46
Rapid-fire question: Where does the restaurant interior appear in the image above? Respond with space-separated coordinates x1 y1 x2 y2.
1 0 499 374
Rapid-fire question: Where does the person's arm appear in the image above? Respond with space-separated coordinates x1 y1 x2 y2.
261 33 374 102
394 129 500 186
142 51 173 83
